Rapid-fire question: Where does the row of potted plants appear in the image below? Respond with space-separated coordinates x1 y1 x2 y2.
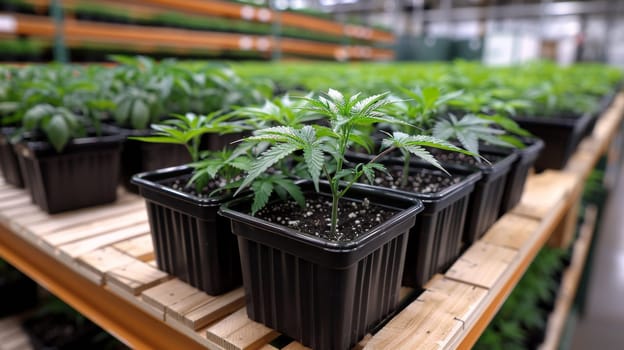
0 59 621 349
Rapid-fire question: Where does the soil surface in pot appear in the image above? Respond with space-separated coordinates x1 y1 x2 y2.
255 194 396 242
369 167 463 194
163 176 231 199
429 148 505 169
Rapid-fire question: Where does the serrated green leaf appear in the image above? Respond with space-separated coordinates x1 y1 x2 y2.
251 180 273 215
303 145 324 191
237 142 300 195
273 177 305 209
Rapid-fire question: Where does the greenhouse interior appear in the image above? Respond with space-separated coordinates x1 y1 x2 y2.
0 0 623 349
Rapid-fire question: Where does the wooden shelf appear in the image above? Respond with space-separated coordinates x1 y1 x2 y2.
0 95 622 349
538 204 598 350
2 13 393 60
16 0 394 44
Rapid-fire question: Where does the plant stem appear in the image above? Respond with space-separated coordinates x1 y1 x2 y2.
401 152 410 188
330 193 339 235
368 145 397 164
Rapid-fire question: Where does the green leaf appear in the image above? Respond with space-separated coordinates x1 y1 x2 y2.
303 144 324 191
114 98 132 125
131 99 150 129
360 163 387 184
23 104 53 130
44 114 70 152
251 180 273 215
237 142 300 195
273 177 305 209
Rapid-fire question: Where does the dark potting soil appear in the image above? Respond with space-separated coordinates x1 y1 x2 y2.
255 193 397 242
161 175 231 199
370 167 463 194
429 148 505 169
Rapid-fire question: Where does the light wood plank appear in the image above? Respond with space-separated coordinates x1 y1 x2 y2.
0 195 31 212
481 214 540 250
224 321 279 350
76 247 137 285
141 279 200 313
107 259 170 295
43 209 148 247
167 291 216 324
113 233 154 261
26 196 143 237
365 276 487 350
445 241 517 289
58 222 150 258
206 307 279 350
259 345 279 350
539 205 598 350
512 171 579 219
0 188 26 201
182 288 246 330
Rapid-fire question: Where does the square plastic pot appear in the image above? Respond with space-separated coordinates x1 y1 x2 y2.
434 149 518 246
220 181 423 350
0 127 24 187
350 156 481 288
14 133 123 214
512 112 593 170
498 138 544 216
131 166 241 295
117 128 191 193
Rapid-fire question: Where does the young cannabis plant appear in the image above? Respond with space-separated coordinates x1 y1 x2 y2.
432 113 525 156
130 111 245 162
236 89 471 236
387 86 463 187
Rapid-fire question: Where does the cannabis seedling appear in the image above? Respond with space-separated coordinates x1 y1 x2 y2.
387 86 463 187
130 111 243 162
237 89 471 237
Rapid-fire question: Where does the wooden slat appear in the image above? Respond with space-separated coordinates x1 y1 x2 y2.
591 93 624 153
142 279 200 314
539 205 598 350
107 259 170 295
481 213 541 250
0 188 27 202
179 288 246 330
512 170 579 219
0 316 33 350
57 222 150 258
25 196 143 237
206 308 279 350
365 276 488 349
76 247 137 285
42 209 147 248
445 241 517 289
0 195 30 212
113 233 154 261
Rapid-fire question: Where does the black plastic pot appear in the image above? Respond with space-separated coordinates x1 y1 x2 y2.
0 127 24 187
512 112 593 170
432 149 517 246
14 133 123 214
498 138 544 216
220 181 423 350
131 166 241 295
350 156 481 288
118 128 191 193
